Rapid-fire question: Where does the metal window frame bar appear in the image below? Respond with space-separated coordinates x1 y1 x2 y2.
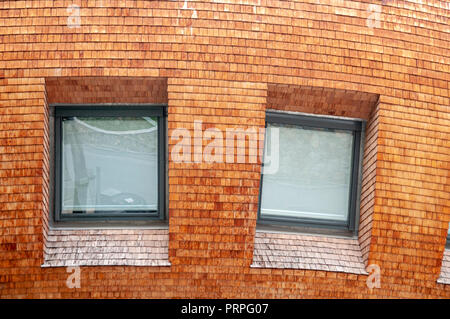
53 104 167 222
257 110 365 234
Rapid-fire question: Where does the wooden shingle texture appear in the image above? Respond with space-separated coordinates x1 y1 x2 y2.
0 0 448 298
251 232 367 275
42 229 170 267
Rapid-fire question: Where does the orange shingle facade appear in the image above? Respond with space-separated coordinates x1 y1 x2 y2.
0 0 449 298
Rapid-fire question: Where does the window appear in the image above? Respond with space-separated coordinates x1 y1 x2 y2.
258 110 364 233
447 225 450 248
53 104 166 222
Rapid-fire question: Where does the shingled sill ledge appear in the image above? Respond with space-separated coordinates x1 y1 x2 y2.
437 248 450 285
42 228 170 268
251 231 368 275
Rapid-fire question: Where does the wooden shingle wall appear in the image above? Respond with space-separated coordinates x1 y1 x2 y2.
0 0 449 298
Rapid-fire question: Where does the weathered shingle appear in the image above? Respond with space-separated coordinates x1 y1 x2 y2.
42 228 170 267
437 249 450 285
251 231 367 275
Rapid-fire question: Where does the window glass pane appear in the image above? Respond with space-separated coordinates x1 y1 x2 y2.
61 116 158 214
260 122 354 222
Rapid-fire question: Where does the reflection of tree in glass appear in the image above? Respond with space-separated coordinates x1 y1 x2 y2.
267 123 353 187
63 117 158 154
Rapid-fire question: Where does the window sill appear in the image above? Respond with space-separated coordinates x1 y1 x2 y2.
437 248 450 285
250 230 368 275
42 227 170 267
49 219 169 230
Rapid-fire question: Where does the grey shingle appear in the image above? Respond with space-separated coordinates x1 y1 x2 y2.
251 232 367 275
437 249 450 285
42 228 171 267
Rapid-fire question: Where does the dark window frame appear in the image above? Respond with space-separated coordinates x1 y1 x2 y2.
257 110 365 234
53 104 167 222
447 232 450 248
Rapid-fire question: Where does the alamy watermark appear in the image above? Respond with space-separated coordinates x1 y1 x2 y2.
366 4 382 29
170 121 280 174
66 266 81 289
67 5 81 29
366 264 381 289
